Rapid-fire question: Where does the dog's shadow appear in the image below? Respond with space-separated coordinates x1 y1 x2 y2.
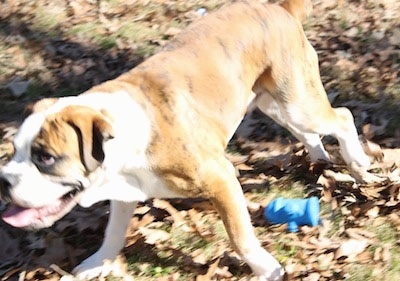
0 202 108 280
0 198 255 280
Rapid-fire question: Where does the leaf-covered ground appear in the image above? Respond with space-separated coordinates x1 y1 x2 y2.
0 0 400 280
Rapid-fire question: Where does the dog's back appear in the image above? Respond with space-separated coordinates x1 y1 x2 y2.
281 0 312 22
118 0 314 147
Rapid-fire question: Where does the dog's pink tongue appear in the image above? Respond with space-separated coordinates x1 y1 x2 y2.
2 205 40 228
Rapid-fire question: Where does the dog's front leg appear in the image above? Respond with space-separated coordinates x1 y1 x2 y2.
207 158 284 281
73 200 137 280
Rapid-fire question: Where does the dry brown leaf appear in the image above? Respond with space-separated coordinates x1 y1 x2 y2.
235 162 254 172
308 237 340 252
354 251 373 263
361 138 384 162
317 173 336 202
225 153 249 165
191 249 208 265
373 247 382 261
196 245 226 281
285 259 308 278
240 177 268 187
388 213 400 226
186 209 212 237
152 199 188 229
68 0 93 17
359 185 387 200
382 244 391 262
323 169 355 183
345 228 376 240
138 227 170 245
134 205 151 215
366 206 380 218
6 46 27 69
335 239 369 260
213 266 233 278
302 272 320 281
362 120 390 139
351 202 381 218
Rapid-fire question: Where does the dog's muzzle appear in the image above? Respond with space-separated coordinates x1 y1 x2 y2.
0 173 86 229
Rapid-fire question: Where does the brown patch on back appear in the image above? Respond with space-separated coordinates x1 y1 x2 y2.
113 0 315 197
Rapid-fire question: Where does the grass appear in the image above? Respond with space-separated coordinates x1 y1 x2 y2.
33 6 66 30
274 236 301 263
367 221 400 276
124 214 230 280
347 264 374 281
69 21 161 51
270 179 307 199
117 22 160 42
127 250 182 279
69 22 108 44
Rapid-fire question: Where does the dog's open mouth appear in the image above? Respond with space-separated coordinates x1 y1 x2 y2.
2 189 80 229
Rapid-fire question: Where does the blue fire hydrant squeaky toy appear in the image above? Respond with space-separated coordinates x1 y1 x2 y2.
264 197 320 232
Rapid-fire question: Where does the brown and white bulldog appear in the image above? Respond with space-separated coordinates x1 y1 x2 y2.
0 0 371 280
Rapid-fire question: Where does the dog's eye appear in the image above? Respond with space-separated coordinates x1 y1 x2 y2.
39 152 55 166
32 150 56 167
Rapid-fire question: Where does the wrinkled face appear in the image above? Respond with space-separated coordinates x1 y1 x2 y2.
0 101 113 229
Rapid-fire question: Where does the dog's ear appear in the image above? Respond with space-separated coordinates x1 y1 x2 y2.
24 98 59 118
60 106 114 172
281 0 313 22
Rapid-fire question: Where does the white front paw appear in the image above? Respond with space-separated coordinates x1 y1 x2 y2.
263 266 284 281
256 259 284 281
348 161 385 183
243 248 284 281
72 253 114 280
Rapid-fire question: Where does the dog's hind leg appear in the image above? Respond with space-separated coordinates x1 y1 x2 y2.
204 156 284 281
73 200 137 280
255 92 330 163
256 90 369 168
254 35 369 168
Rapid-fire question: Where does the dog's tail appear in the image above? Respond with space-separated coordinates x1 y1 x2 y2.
281 0 313 22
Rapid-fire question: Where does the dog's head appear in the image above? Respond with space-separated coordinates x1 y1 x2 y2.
0 98 113 229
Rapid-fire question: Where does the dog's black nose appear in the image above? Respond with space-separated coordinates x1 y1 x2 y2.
0 176 12 203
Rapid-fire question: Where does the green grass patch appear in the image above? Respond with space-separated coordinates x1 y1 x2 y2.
31 5 67 37
274 235 301 263
347 264 374 281
126 216 227 280
127 247 184 280
367 221 397 244
117 22 160 43
69 22 107 41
